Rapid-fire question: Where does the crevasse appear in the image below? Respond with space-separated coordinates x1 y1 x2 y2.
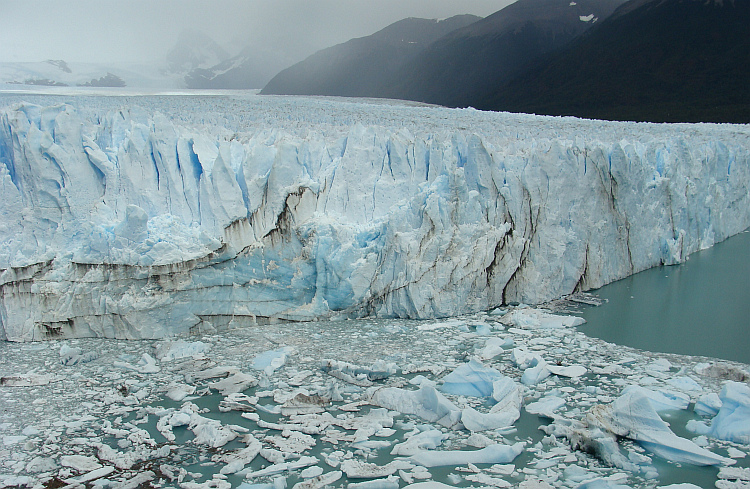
0 100 748 341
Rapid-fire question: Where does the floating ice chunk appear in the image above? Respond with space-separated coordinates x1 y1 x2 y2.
236 483 277 489
114 353 160 374
300 466 324 479
368 385 462 429
501 309 585 329
409 442 525 467
589 385 733 466
491 377 523 415
209 372 258 395
252 347 295 376
657 484 703 489
473 323 492 335
511 348 542 370
322 359 396 386
292 471 343 489
391 429 446 456
60 454 103 472
461 406 518 432
0 373 57 386
25 456 58 473
635 387 691 412
185 365 239 383
694 392 722 417
575 479 631 489
62 466 115 486
243 456 319 478
218 437 262 475
440 359 504 397
164 382 196 402
466 433 495 448
340 459 412 478
694 362 750 382
465 473 512 487
547 364 587 378
666 376 702 392
3 434 27 446
726 447 746 459
189 413 238 447
526 396 566 416
688 381 750 444
402 484 455 489
181 476 232 489
347 476 400 489
60 344 99 365
280 393 329 415
479 337 513 360
521 362 551 386
647 359 672 372
718 466 750 481
155 340 209 361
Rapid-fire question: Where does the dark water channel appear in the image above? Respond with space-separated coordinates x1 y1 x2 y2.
579 230 750 364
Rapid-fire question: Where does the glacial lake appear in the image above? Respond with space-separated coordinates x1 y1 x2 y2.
579 229 750 364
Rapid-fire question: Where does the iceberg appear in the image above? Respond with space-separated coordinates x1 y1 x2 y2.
1 97 749 340
687 381 750 444
439 359 505 397
367 385 463 429
589 385 734 466
408 442 525 467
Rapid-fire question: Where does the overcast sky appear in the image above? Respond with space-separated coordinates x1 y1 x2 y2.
0 1 514 65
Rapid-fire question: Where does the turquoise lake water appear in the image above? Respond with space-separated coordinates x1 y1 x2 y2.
579 230 750 364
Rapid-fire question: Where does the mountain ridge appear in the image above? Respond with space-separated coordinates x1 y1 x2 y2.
261 15 481 97
481 0 750 122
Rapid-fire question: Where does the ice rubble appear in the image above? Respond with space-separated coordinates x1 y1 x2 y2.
1 97 750 340
1 311 749 489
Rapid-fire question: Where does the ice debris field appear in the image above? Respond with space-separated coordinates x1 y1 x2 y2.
0 93 749 489
1 307 750 489
1 93 750 340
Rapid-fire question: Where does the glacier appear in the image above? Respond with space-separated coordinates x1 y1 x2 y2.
0 94 749 341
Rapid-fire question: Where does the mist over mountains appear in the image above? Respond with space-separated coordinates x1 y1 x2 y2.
262 0 750 123
263 0 624 105
2 0 747 123
261 15 481 97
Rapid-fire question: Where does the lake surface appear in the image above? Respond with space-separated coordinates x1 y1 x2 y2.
579 229 750 364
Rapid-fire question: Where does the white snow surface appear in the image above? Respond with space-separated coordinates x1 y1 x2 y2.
1 93 749 340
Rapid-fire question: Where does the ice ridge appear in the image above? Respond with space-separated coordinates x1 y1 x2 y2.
0 100 749 340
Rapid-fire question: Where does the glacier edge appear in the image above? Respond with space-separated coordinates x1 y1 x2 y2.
0 100 749 341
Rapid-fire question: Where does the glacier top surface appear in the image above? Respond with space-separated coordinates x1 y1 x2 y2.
2 91 748 143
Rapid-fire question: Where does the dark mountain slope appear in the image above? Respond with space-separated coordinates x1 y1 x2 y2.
482 0 750 123
387 0 627 107
261 15 480 97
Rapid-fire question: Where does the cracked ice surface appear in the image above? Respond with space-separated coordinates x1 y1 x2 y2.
1 308 749 488
1 94 750 340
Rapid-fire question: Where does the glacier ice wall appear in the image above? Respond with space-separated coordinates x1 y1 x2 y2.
0 98 749 341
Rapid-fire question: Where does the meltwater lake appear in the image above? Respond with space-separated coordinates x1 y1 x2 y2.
579 229 750 364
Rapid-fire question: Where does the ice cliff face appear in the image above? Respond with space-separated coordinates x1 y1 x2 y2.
0 97 749 341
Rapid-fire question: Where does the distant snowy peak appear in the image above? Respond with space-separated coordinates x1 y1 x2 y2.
46 59 72 73
165 29 230 74
0 61 184 89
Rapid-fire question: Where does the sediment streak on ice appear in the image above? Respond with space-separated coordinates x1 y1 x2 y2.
0 99 749 340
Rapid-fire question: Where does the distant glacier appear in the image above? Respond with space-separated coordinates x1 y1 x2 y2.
0 94 748 341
